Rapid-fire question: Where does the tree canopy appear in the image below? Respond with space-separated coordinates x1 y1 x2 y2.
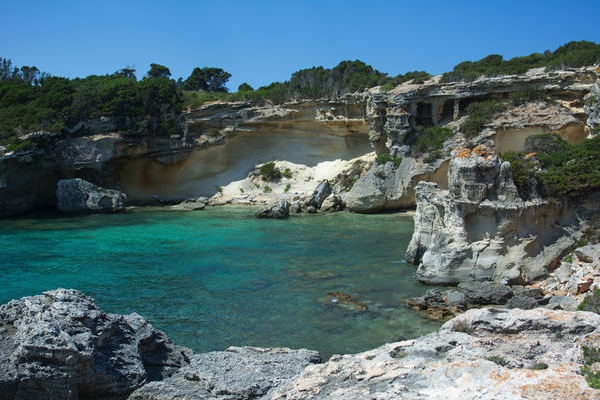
182 67 231 92
147 63 171 79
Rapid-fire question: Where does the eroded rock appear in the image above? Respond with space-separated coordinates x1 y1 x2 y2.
0 289 192 400
255 199 290 219
57 178 126 214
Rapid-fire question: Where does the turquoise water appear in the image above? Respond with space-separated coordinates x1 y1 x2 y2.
0 207 441 358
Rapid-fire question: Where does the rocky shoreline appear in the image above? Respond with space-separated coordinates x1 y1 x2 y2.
2 289 600 399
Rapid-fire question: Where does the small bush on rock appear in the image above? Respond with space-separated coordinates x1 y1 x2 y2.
578 288 600 314
412 126 454 154
260 162 282 180
282 168 293 179
376 153 402 167
581 346 600 389
532 362 548 370
486 356 507 366
460 100 509 139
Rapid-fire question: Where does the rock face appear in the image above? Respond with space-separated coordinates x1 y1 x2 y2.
344 157 449 213
255 199 290 219
270 307 600 400
57 178 126 213
306 180 332 208
129 347 322 400
0 289 192 400
405 145 585 284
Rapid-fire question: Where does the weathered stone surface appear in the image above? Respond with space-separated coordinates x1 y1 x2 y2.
169 197 208 211
319 194 343 213
306 180 332 208
344 157 449 213
407 288 466 319
255 199 290 219
0 289 192 400
271 308 600 400
506 295 539 310
546 295 579 311
406 146 586 284
129 346 321 400
457 281 514 305
57 178 126 213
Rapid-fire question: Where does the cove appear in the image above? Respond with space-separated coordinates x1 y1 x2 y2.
0 207 442 359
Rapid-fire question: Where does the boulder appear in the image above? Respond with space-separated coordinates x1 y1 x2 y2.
170 197 208 211
546 295 579 311
575 244 600 264
506 295 539 310
129 347 321 400
57 178 126 213
0 289 192 400
407 289 466 319
255 199 290 219
306 180 332 208
319 194 343 213
457 281 513 305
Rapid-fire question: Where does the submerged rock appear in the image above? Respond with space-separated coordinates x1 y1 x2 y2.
0 289 192 400
129 347 321 400
324 291 368 311
57 178 126 214
255 199 290 219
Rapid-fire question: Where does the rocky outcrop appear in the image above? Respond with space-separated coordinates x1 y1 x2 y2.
57 178 126 213
255 199 290 219
129 347 321 400
344 157 449 213
584 74 600 131
270 307 600 400
306 180 332 208
405 145 588 285
0 289 192 400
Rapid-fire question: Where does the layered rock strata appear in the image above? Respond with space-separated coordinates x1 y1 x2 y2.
405 145 588 285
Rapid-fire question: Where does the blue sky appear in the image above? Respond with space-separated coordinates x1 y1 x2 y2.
1 0 598 91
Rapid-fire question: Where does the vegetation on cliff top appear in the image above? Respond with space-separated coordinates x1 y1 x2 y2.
501 133 600 199
0 40 598 145
442 40 600 82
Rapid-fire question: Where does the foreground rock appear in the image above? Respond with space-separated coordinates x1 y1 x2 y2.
255 199 290 219
406 145 589 285
57 178 126 214
169 196 209 211
0 289 192 400
271 308 600 399
129 347 322 400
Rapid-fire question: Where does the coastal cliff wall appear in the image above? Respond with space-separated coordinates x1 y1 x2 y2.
0 67 596 216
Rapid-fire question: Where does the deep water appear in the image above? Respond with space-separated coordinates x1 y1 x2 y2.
0 207 442 359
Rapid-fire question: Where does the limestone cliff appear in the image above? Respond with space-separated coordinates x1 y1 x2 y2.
405 145 599 285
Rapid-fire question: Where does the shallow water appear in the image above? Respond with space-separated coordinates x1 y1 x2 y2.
0 207 441 359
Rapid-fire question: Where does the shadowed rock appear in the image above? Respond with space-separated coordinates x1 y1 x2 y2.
57 178 126 214
0 289 192 400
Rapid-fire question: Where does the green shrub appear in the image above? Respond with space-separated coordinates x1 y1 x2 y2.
564 254 574 263
263 185 272 193
424 149 444 163
581 346 600 389
460 100 509 138
282 168 293 179
500 151 538 198
5 139 34 152
412 126 454 154
374 170 386 179
532 363 548 370
376 153 402 167
486 356 507 366
284 183 291 193
216 186 223 193
442 40 600 82
260 161 282 180
578 288 600 314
